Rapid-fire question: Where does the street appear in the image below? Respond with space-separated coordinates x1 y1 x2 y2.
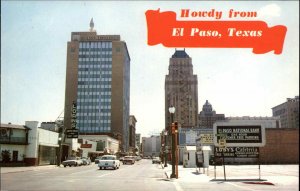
1 159 173 191
1 159 299 191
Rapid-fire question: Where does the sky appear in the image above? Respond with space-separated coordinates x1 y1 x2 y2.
1 1 299 138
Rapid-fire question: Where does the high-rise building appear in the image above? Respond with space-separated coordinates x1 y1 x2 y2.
198 100 225 128
272 96 299 128
129 115 137 153
135 133 141 153
165 49 198 129
64 19 130 152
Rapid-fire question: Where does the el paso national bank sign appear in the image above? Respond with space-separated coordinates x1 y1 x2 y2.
213 122 266 147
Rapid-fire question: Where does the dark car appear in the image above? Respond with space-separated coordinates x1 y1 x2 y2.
152 157 161 164
94 157 102 164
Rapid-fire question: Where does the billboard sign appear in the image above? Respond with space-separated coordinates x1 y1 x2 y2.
200 133 214 145
213 122 266 147
214 147 259 158
66 129 79 138
71 101 77 129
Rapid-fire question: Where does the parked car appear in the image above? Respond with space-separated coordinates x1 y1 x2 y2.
119 157 124 162
98 155 120 170
135 156 142 161
152 157 161 164
62 157 83 167
94 156 102 164
81 157 91 165
122 156 135 165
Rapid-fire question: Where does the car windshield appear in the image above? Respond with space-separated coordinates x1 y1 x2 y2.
101 156 115 160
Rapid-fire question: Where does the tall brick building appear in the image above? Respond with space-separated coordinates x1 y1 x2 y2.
165 49 198 129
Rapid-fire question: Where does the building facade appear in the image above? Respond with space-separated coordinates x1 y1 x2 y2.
129 115 137 154
0 121 59 166
142 136 161 158
272 96 299 128
165 49 198 129
198 100 225 128
64 20 130 152
135 133 141 155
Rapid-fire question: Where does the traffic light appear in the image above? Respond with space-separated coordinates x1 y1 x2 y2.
174 122 178 132
171 122 178 133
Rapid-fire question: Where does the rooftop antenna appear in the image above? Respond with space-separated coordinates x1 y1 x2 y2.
90 18 94 32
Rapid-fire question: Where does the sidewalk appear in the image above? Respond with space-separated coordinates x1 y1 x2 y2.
161 163 211 182
0 165 60 174
161 163 299 183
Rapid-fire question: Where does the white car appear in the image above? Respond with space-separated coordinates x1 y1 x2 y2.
62 157 83 167
98 155 120 170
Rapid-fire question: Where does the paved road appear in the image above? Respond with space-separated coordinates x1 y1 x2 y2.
1 160 299 191
1 159 173 191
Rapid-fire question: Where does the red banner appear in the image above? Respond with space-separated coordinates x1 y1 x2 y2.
145 9 287 54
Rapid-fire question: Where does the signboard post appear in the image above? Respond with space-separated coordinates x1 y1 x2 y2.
66 101 79 139
213 122 266 181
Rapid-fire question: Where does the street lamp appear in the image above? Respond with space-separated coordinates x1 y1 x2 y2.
57 136 62 166
168 106 176 178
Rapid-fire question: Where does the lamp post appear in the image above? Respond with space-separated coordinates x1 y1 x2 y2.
164 130 168 167
57 136 62 166
168 106 176 178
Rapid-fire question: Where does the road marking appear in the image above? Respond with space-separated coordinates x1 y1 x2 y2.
69 168 96 175
173 181 184 191
32 172 50 176
96 166 130 178
97 172 114 178
226 182 257 191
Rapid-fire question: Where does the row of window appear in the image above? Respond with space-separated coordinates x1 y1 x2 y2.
78 71 112 75
77 97 111 101
78 82 110 86
77 92 111 96
78 74 111 78
78 61 112 67
78 78 111 82
79 51 111 55
79 47 112 52
77 95 111 102
79 116 111 120
78 87 111 93
77 112 111 117
79 57 112 62
78 67 111 72
77 88 111 92
79 42 112 49
78 122 111 127
77 103 111 109
79 54 111 59
79 128 111 133
78 84 111 88
77 118 111 123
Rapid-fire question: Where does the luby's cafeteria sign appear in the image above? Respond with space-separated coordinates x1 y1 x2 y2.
145 9 287 54
213 123 266 147
214 147 259 158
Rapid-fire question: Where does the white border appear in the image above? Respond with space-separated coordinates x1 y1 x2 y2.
213 121 266 147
